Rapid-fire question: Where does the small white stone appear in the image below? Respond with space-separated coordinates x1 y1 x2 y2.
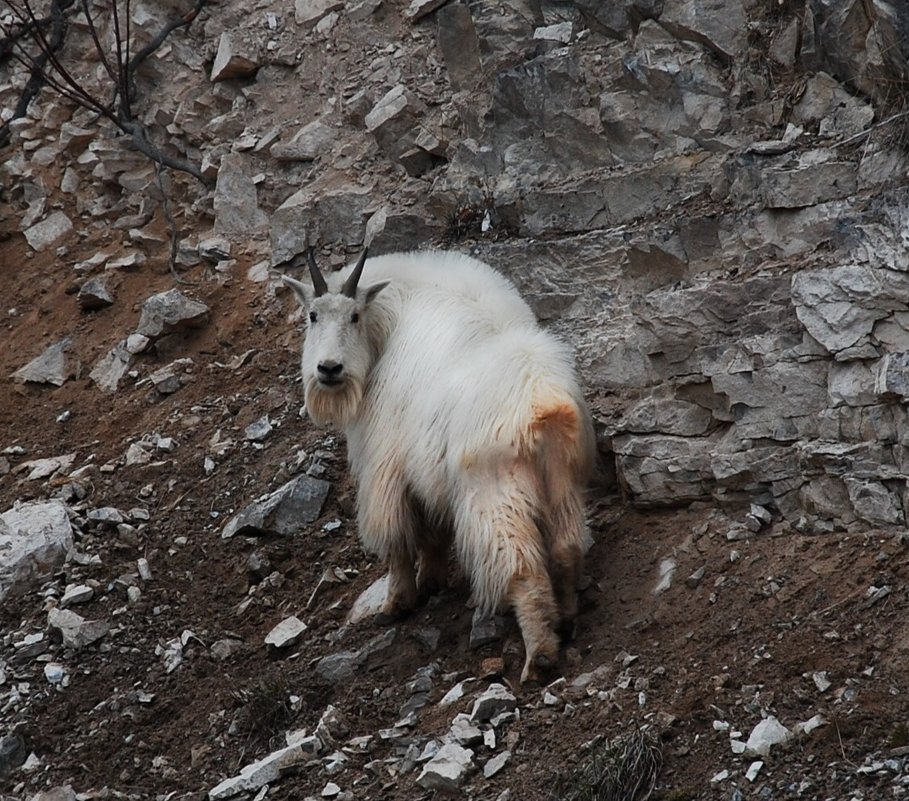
812 670 832 692
125 333 151 354
416 742 475 792
483 750 510 778
321 782 340 798
264 616 307 648
654 557 676 594
245 416 273 442
44 663 65 684
710 769 729 784
127 586 142 604
137 558 153 581
746 760 764 782
61 583 94 607
533 22 572 43
795 714 827 736
744 716 791 757
346 575 388 624
470 683 517 723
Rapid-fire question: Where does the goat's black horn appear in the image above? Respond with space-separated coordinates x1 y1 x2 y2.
341 248 369 298
307 247 328 297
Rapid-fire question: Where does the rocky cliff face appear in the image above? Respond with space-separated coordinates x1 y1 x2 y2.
4 1 909 536
4 2 909 799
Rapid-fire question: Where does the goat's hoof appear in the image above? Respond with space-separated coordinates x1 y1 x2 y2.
374 610 400 626
374 601 414 626
520 652 557 686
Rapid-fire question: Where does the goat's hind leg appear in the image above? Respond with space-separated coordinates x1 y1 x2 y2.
459 470 559 685
509 567 560 685
546 489 588 643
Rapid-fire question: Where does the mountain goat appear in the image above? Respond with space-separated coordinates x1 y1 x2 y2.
283 248 595 683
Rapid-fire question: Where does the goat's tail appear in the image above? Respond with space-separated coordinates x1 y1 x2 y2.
528 384 595 503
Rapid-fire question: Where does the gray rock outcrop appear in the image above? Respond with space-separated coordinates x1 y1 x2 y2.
0 501 74 602
222 475 330 538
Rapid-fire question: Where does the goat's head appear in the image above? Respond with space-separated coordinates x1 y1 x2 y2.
283 248 389 427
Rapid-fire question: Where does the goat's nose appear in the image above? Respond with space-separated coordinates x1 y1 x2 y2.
317 360 344 379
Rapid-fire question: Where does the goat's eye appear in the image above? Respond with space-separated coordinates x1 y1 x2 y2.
309 311 317 323
350 312 359 324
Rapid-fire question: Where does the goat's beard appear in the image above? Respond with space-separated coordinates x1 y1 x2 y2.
304 375 364 428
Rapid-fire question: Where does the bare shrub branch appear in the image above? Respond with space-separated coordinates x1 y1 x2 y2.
0 0 212 185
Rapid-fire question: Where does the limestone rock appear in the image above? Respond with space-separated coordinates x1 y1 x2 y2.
0 500 74 601
769 15 800 70
470 683 517 723
810 0 909 101
61 583 94 607
135 289 210 340
77 277 114 311
28 787 77 801
265 616 308 649
791 266 909 356
348 0 382 22
659 0 747 62
90 340 133 393
744 716 792 757
621 397 714 436
295 0 343 28
572 0 660 37
436 3 483 92
449 715 483 746
19 454 75 481
23 211 73 251
534 22 572 44
270 179 372 265
416 743 475 792
406 0 448 21
244 416 273 441
484 750 511 778
874 353 909 400
213 153 267 237
222 475 330 538
208 740 313 800
316 629 396 683
365 85 424 162
613 434 716 504
347 574 389 624
211 32 259 81
845 477 903 525
148 358 195 395
0 733 27 777
271 120 337 161
761 158 857 209
11 338 80 386
791 72 873 138
47 607 109 649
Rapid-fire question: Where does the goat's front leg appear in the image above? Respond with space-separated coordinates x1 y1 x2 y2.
357 464 418 624
377 539 418 624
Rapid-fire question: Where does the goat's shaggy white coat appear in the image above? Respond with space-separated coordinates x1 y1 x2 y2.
285 250 595 682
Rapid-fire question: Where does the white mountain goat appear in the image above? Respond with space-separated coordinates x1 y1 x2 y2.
283 249 595 683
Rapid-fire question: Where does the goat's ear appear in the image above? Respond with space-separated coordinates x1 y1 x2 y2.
282 275 314 307
364 280 389 305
